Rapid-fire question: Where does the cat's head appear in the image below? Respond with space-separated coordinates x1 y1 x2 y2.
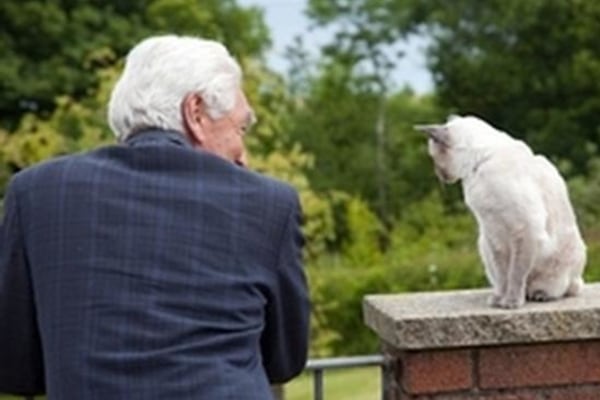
415 115 500 183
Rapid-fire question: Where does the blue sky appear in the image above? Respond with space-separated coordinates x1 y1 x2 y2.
238 0 433 94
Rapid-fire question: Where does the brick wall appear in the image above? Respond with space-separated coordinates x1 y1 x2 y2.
383 340 600 400
364 285 600 400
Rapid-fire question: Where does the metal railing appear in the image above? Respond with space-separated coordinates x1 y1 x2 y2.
21 354 391 400
304 354 390 400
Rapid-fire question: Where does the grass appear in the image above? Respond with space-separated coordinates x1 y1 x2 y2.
285 366 380 400
1 366 380 400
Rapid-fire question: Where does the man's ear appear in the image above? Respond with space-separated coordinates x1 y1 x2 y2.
414 124 450 146
182 93 206 145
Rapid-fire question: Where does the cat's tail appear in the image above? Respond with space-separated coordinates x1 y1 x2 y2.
566 276 584 297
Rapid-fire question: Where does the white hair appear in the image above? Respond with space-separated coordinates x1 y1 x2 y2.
108 35 242 140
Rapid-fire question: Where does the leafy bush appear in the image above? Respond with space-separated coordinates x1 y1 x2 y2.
307 190 487 356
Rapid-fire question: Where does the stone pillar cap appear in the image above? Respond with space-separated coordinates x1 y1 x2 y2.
363 283 600 350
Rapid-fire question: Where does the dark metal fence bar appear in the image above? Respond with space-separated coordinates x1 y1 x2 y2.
304 354 390 400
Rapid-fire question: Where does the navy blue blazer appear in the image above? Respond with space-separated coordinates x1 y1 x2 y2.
0 130 310 399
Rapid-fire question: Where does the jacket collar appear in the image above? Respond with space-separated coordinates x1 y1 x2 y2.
124 129 194 149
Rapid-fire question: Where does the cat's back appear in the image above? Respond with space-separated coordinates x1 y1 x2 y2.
490 145 580 236
531 154 580 227
465 140 562 216
531 154 566 189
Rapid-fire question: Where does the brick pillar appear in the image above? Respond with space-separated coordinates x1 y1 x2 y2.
364 284 600 400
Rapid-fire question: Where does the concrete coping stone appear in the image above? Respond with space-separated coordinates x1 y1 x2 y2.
363 283 600 350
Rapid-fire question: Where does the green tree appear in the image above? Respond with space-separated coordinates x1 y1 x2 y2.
306 0 600 175
0 0 270 128
307 189 486 356
285 56 443 225
287 61 383 205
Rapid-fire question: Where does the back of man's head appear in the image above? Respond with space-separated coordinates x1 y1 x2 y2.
108 35 242 141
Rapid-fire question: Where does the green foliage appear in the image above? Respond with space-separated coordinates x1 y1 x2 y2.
0 62 117 197
583 232 600 283
0 0 269 128
383 90 447 210
306 0 600 176
568 157 600 230
308 190 487 356
341 197 384 267
307 196 385 355
286 57 444 223
287 60 382 197
568 157 600 283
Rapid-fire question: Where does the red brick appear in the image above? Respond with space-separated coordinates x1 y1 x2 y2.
478 340 600 389
546 384 600 400
479 395 538 400
401 392 539 400
400 349 473 394
434 386 600 400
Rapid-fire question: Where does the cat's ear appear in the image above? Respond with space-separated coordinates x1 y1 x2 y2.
414 124 450 146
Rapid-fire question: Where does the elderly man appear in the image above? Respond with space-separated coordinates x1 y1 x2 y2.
0 35 309 400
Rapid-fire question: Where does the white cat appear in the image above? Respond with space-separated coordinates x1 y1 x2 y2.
416 115 586 309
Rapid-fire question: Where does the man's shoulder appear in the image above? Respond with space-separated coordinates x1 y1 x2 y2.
241 168 298 203
11 152 90 186
9 154 68 187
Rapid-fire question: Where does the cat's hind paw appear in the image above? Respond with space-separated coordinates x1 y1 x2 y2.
527 290 552 302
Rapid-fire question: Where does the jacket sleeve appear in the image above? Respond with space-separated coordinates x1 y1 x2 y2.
261 192 310 383
0 179 45 395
